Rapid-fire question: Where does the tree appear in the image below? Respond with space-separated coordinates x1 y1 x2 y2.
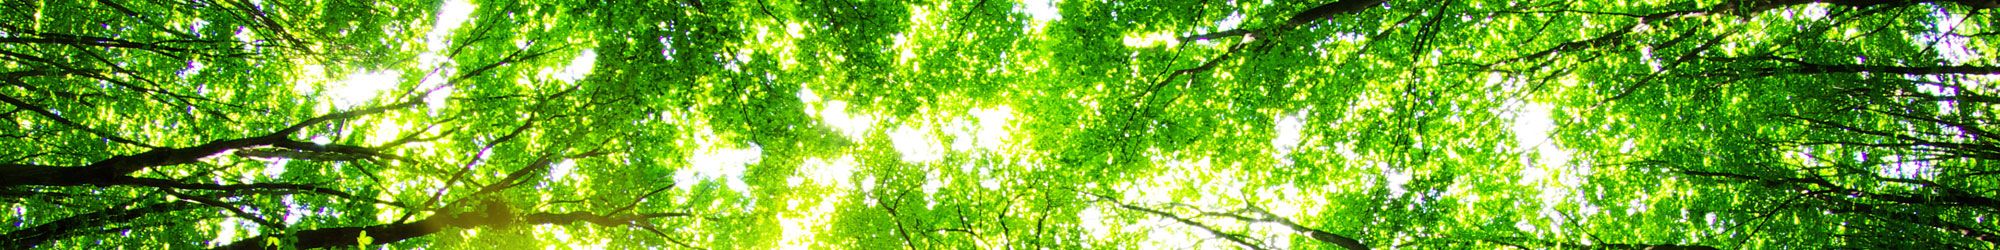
3 0 1996 249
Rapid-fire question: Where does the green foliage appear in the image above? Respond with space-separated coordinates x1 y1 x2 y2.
2 0 1996 249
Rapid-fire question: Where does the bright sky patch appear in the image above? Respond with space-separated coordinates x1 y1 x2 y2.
329 71 400 109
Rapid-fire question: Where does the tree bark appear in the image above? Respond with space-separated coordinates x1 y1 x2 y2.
1287 0 1393 26
1305 229 1370 250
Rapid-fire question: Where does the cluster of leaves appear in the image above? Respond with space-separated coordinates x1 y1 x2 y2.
1 0 1996 249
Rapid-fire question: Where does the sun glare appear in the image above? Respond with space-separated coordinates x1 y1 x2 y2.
329 71 401 109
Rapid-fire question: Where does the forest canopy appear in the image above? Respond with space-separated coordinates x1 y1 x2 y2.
2 0 1997 249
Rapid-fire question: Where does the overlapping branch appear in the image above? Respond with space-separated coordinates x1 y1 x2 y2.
0 100 420 188
1073 189 1369 250
217 206 697 250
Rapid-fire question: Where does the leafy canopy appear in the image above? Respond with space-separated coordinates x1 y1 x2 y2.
1 0 1997 249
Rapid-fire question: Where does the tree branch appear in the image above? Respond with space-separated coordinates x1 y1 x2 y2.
0 202 203 247
215 206 693 250
1073 189 1274 250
